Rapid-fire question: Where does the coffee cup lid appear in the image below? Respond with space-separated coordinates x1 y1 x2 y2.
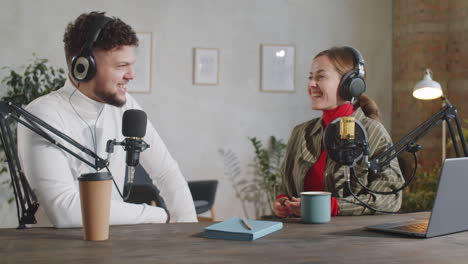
78 172 113 181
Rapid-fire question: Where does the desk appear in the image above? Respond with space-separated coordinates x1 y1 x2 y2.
1 212 467 263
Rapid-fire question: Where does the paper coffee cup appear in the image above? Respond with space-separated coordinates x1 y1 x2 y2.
78 172 113 241
301 191 331 224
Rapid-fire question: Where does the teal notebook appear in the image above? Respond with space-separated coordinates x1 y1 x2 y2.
204 218 283 241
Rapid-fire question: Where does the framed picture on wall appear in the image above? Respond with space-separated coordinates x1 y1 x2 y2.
129 32 152 93
260 44 295 92
193 48 219 85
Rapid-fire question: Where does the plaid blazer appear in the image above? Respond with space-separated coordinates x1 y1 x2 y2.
278 107 404 215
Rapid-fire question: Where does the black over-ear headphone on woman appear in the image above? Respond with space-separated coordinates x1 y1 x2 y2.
71 15 112 82
338 47 366 101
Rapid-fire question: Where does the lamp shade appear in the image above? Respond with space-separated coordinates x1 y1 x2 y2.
412 69 443 100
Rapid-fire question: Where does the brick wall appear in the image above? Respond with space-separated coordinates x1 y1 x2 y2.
393 0 468 168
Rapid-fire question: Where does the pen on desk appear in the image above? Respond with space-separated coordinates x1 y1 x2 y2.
241 218 253 230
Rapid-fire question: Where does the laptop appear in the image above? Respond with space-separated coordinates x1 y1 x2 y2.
367 157 468 238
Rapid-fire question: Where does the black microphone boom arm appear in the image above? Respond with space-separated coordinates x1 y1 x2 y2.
0 101 109 228
368 99 468 174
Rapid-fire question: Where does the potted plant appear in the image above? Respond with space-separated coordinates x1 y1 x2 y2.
447 120 468 152
218 148 251 218
401 165 441 212
248 136 286 218
1 55 66 105
219 136 287 219
0 54 66 205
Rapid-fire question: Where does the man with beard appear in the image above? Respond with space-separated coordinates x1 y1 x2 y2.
17 11 197 228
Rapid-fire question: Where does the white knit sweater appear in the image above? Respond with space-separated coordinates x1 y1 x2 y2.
17 80 197 228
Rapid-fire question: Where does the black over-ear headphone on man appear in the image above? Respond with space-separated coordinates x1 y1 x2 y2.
338 47 366 101
71 15 112 82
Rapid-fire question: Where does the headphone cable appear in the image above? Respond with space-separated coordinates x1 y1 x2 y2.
68 83 126 200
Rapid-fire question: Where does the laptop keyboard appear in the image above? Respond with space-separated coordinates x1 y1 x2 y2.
392 222 428 233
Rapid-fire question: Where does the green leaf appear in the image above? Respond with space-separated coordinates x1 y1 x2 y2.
401 166 441 212
1 53 66 204
1 53 65 106
246 135 287 217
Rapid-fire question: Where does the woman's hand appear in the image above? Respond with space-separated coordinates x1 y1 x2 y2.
273 197 302 217
286 197 301 216
273 197 292 218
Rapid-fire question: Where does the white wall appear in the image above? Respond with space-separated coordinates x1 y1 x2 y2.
0 0 392 227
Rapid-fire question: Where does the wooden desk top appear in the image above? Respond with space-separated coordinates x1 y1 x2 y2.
2 212 468 264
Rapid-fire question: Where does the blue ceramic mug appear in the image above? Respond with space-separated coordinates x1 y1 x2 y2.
301 191 331 224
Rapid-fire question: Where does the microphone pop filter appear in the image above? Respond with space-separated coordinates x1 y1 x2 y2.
323 117 368 167
122 109 147 138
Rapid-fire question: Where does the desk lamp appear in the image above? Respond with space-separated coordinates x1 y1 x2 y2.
413 69 447 161
413 69 443 100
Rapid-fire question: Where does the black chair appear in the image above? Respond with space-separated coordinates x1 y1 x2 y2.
126 165 218 221
124 184 163 207
124 165 166 208
397 155 414 181
188 180 218 221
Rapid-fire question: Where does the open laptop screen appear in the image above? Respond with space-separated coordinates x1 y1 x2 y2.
367 157 468 238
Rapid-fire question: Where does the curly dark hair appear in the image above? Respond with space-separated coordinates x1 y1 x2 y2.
63 11 138 65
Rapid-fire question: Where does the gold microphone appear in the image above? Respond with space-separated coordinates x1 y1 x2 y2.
340 116 355 140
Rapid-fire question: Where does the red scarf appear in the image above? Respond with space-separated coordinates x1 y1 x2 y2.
303 103 354 216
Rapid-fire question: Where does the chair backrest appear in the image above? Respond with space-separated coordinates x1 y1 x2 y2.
188 180 218 214
124 165 167 209
124 184 160 204
397 155 414 181
128 165 218 215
